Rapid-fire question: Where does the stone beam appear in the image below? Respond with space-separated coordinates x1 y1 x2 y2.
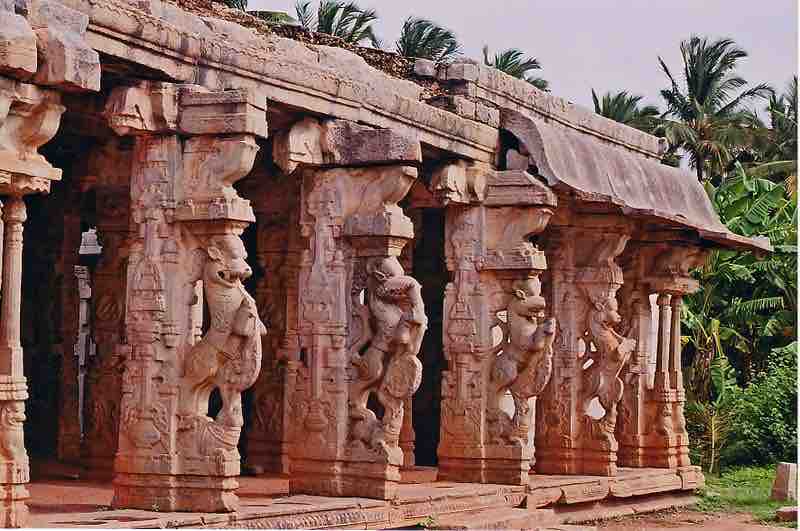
0 0 100 91
274 117 422 175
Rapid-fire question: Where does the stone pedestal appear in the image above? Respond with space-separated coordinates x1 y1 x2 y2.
772 462 798 501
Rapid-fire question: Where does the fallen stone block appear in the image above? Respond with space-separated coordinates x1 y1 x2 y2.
771 462 797 501
776 506 798 522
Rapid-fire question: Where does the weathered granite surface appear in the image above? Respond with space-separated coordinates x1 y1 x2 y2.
0 0 768 526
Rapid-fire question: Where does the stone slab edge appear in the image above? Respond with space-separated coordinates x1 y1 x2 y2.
55 0 497 163
437 61 664 159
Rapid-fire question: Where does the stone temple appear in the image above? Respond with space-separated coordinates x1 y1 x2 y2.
0 0 770 528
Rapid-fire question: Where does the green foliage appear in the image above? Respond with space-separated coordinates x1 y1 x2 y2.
294 0 380 47
685 353 741 474
222 0 248 10
686 162 797 389
482 45 549 91
697 466 792 526
396 17 461 63
724 342 798 465
683 157 797 469
252 11 298 25
591 89 660 132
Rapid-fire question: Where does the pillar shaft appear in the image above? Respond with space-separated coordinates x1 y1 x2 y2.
0 198 30 528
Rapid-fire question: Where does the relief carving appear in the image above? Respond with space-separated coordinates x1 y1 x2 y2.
348 256 427 457
487 276 556 445
179 233 267 458
581 291 636 441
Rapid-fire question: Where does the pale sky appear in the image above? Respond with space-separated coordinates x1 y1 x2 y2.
249 0 798 112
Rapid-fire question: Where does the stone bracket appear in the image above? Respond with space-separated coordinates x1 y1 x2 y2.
104 81 267 139
0 76 65 194
274 117 421 175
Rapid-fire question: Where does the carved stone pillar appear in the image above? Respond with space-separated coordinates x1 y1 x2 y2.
434 162 557 485
52 178 85 464
243 168 301 475
82 138 134 477
272 117 426 499
619 243 706 478
615 256 654 468
535 221 636 476
0 75 65 527
73 265 94 443
105 81 268 512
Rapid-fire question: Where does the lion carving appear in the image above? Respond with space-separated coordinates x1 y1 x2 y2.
348 256 427 458
487 276 556 445
180 233 267 457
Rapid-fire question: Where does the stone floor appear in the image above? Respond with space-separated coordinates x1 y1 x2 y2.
25 467 698 529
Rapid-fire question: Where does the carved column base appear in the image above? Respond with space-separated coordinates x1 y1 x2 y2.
577 448 618 476
0 483 28 528
534 447 581 476
438 445 531 485
247 441 291 475
484 445 533 485
112 474 240 512
619 434 690 469
0 378 29 528
290 458 401 500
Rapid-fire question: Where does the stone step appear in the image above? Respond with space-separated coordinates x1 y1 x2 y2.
430 507 593 530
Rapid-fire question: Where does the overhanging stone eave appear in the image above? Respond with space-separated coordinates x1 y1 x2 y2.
71 0 498 162
504 111 771 254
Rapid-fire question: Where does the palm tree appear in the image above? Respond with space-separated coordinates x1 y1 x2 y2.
482 45 548 91
395 17 461 63
295 0 380 47
222 0 248 9
658 35 772 182
591 89 660 132
749 76 798 191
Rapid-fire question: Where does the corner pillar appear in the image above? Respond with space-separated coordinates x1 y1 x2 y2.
0 76 65 527
630 244 706 478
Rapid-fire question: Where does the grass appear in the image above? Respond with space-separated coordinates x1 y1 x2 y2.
696 465 794 527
